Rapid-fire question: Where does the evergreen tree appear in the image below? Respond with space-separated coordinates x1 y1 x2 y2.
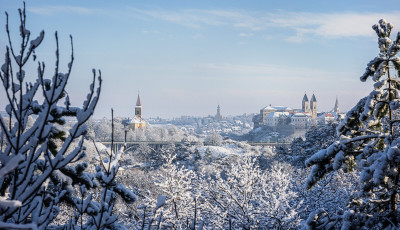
305 19 400 228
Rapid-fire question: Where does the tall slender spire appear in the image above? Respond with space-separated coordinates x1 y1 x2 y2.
333 96 340 113
136 93 141 107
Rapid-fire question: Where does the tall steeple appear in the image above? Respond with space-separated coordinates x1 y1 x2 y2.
135 93 142 118
136 93 141 107
302 92 309 113
310 93 317 119
215 104 222 120
333 96 340 114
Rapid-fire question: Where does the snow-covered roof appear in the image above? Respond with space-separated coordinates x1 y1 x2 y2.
127 116 145 124
261 105 292 111
261 105 277 111
266 112 290 118
291 112 311 118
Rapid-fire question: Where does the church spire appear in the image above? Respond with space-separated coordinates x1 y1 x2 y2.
302 92 309 102
310 92 317 119
333 96 340 114
311 93 317 102
136 93 141 107
302 92 309 113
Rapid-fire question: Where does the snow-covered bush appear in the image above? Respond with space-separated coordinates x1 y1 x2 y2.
200 158 301 229
305 19 400 228
204 132 223 146
152 153 202 229
0 4 101 229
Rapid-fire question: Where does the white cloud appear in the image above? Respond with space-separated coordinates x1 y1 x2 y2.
125 8 400 41
268 12 400 38
29 6 400 41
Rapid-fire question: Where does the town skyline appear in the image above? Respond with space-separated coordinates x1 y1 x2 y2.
1 0 397 118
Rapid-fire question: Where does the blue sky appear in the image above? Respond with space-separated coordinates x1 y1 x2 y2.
1 0 400 118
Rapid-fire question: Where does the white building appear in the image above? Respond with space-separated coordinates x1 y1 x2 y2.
265 112 290 127
317 112 335 125
291 112 312 129
253 92 340 130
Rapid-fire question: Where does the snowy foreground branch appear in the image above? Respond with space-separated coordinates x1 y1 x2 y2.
0 4 104 229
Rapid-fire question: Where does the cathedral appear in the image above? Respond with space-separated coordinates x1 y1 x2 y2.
126 93 146 130
302 93 317 119
253 92 339 129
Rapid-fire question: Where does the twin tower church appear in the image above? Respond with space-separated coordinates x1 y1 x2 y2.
253 93 341 129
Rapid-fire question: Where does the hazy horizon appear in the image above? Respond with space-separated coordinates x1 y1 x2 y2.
1 0 398 119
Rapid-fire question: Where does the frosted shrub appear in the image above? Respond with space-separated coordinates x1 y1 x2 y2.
204 132 222 146
199 158 301 229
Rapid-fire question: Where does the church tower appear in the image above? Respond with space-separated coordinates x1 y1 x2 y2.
126 92 146 130
310 93 317 119
135 93 142 118
333 96 340 114
302 93 309 113
215 104 223 121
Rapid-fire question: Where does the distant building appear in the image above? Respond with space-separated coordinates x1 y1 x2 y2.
331 96 340 114
265 111 290 127
126 93 146 130
302 94 310 113
302 92 317 119
317 112 335 125
310 93 317 119
253 92 339 130
215 105 223 121
253 105 294 128
291 112 312 129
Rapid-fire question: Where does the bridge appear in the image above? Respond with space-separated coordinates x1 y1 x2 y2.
100 141 195 152
99 141 289 152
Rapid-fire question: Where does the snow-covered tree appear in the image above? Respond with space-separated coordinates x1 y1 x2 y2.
204 132 222 146
305 19 400 228
277 123 338 167
151 153 202 229
201 158 301 229
0 4 101 229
